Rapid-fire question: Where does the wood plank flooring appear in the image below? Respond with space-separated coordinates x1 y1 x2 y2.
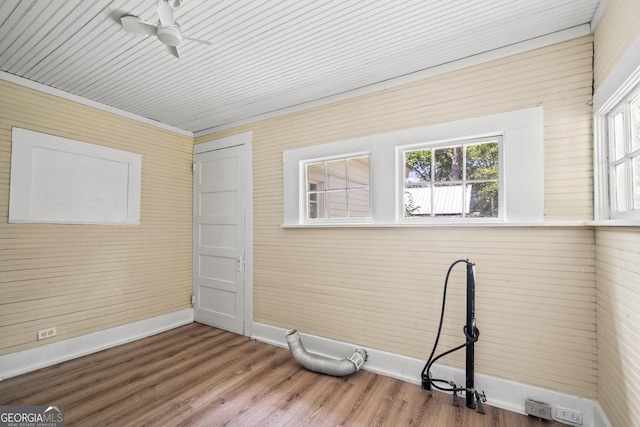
0 323 565 426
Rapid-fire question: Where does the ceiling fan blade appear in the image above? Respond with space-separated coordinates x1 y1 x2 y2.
167 45 179 58
183 36 212 46
121 15 157 36
157 1 175 27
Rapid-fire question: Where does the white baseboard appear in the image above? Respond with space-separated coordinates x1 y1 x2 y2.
252 322 609 427
594 402 613 427
0 316 611 427
0 309 194 381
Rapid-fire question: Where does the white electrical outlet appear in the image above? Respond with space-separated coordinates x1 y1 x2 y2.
525 399 552 420
37 327 57 341
555 406 582 425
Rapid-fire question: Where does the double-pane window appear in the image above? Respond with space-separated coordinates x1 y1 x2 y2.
284 108 541 226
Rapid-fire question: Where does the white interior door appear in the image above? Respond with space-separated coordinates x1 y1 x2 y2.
193 145 244 334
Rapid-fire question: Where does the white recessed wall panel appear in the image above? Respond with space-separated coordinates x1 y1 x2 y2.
30 147 130 222
9 127 142 225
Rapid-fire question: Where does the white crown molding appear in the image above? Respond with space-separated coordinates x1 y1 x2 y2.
195 25 591 138
593 34 640 113
590 0 609 33
1 22 591 140
0 71 194 138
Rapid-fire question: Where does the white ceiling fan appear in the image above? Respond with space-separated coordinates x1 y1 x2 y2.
120 0 211 58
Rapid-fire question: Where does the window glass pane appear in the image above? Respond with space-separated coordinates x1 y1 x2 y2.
434 147 463 181
404 150 431 183
348 188 370 218
307 163 325 191
327 190 347 218
307 191 324 219
633 155 640 209
348 157 369 187
403 138 500 221
433 183 463 217
632 95 640 152
326 160 346 190
404 187 430 217
614 163 628 212
612 112 626 160
605 90 640 217
466 142 499 180
305 155 369 221
469 182 499 217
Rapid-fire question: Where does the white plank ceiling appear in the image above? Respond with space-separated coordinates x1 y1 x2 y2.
0 0 601 134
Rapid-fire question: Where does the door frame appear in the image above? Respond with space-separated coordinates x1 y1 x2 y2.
193 131 253 337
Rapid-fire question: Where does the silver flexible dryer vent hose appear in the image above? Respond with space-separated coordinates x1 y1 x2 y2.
285 329 367 377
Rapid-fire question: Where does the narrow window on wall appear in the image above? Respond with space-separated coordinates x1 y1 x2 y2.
606 84 640 218
305 155 370 221
402 137 501 220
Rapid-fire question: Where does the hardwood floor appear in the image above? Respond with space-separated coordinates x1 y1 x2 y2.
0 323 565 426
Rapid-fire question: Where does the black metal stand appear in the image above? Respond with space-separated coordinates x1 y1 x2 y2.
465 261 475 409
421 259 486 414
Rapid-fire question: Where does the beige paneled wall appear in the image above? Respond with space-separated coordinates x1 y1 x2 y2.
0 81 193 356
257 227 596 396
593 0 640 92
594 0 640 425
596 229 640 427
197 36 597 397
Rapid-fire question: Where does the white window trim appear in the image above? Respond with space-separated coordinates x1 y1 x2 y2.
283 107 543 227
593 36 640 224
397 135 504 223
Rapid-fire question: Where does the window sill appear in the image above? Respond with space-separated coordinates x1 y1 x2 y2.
589 219 640 227
281 221 589 229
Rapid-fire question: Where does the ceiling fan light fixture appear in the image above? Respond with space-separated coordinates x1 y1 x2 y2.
119 1 208 58
157 25 182 46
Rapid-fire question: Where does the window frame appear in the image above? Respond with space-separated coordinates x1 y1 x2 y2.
604 86 640 219
302 153 371 223
282 107 543 227
594 60 640 223
399 136 504 223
